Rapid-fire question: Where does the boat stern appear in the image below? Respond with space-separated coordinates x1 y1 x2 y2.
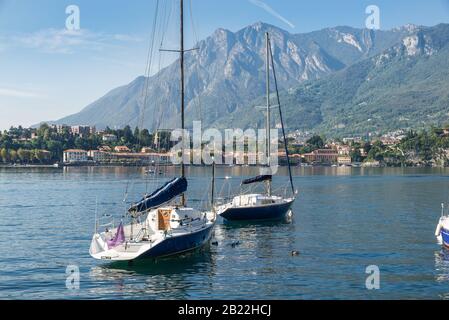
89 233 108 259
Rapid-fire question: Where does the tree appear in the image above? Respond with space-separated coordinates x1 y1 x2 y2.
9 150 17 163
1 148 9 163
122 125 134 144
350 148 362 163
133 127 140 142
306 135 325 150
34 149 51 163
37 123 51 139
46 140 64 160
367 141 385 162
17 148 32 163
139 129 152 148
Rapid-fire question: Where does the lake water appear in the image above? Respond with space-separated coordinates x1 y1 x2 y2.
1 166 449 300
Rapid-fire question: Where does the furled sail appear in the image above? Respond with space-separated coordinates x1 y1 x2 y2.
241 175 272 185
128 177 188 213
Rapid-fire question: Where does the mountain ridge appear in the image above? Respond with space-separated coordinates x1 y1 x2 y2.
44 22 449 137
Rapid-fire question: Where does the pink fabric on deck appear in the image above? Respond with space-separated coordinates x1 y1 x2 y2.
107 223 125 249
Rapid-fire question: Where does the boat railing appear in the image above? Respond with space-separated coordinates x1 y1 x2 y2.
272 185 289 198
95 214 115 234
132 226 150 243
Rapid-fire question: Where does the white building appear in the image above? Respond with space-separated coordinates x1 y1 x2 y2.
71 125 95 137
102 134 117 142
88 150 110 163
63 149 88 163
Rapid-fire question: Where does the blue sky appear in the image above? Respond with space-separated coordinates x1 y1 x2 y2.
1 0 449 130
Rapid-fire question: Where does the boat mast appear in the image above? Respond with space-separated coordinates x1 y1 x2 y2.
268 35 296 196
180 0 186 206
265 32 272 196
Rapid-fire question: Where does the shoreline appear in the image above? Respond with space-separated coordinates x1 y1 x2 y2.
0 163 446 169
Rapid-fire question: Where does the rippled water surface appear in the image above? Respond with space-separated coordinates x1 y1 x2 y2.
1 166 449 299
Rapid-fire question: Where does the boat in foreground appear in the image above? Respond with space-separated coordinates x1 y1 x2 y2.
90 0 216 261
90 208 215 261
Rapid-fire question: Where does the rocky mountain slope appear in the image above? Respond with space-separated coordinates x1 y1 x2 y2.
52 22 417 134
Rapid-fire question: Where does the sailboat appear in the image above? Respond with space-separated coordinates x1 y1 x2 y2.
89 0 216 261
216 32 297 221
436 203 449 248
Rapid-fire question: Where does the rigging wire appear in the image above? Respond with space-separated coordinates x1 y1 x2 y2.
268 37 296 196
189 0 203 124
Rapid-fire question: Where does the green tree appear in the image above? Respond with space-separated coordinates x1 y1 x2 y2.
10 150 17 163
350 148 362 163
122 125 134 144
133 127 140 143
367 141 385 162
1 148 9 163
46 140 64 160
306 135 325 150
17 148 32 163
34 149 51 163
139 129 152 148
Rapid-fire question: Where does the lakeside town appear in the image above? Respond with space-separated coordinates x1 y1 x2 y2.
2 123 449 167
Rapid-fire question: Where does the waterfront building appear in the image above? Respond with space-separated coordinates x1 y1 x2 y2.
141 147 154 153
99 145 112 152
102 134 117 142
110 152 171 164
51 124 69 134
63 149 88 163
343 137 362 144
337 145 351 156
304 149 338 164
337 156 352 165
360 148 368 157
64 149 171 165
88 150 111 162
114 146 131 153
71 125 95 137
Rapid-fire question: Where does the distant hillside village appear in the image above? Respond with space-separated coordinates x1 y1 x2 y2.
3 123 449 167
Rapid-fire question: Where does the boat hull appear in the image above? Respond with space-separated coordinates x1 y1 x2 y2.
442 227 449 249
138 224 214 259
220 199 294 221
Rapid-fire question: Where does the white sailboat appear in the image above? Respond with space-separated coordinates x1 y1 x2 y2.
216 32 297 221
89 0 216 261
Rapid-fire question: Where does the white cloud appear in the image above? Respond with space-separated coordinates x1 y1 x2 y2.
2 28 143 54
248 0 295 29
0 87 45 98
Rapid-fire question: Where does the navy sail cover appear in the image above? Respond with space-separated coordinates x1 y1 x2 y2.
129 177 188 213
242 175 272 185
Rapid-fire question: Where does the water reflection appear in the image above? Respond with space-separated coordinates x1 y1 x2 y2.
435 249 449 282
89 249 216 299
4 166 449 299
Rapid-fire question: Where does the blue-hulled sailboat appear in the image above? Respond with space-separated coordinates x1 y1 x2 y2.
89 0 216 261
436 203 449 248
216 33 297 221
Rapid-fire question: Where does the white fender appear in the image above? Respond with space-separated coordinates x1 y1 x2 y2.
435 219 443 237
89 234 108 256
435 222 442 237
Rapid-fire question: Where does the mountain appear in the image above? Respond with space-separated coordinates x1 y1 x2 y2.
270 23 449 137
50 22 415 133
